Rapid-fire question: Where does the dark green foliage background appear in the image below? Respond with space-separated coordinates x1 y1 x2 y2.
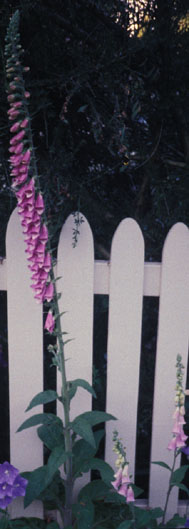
0 0 188 259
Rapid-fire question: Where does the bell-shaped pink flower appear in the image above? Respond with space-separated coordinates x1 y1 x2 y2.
126 486 135 503
119 483 128 497
35 194 44 215
44 311 55 333
43 282 54 302
10 130 25 144
22 150 31 164
43 253 51 272
39 224 48 244
20 118 29 128
10 122 21 133
111 468 122 491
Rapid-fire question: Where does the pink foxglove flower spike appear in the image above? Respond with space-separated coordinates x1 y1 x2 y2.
5 14 55 332
167 355 188 451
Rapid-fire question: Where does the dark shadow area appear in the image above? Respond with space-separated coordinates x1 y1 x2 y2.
92 295 109 477
135 296 159 497
43 309 57 464
0 291 9 462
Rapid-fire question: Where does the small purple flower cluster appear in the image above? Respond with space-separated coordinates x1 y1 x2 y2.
0 461 27 509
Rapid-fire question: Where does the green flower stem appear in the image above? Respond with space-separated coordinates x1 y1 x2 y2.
162 449 177 526
54 284 73 527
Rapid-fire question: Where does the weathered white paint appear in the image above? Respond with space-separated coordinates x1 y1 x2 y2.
105 218 144 478
3 210 189 521
149 223 189 518
0 259 161 296
6 208 43 519
57 214 94 495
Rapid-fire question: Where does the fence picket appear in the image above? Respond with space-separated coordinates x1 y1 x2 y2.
149 223 189 519
57 214 94 494
6 208 43 519
105 218 144 478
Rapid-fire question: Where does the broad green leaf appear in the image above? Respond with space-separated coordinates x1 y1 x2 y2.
46 445 70 481
72 501 94 529
173 482 189 495
80 457 114 483
73 430 104 461
37 422 64 450
17 413 63 432
165 514 187 527
26 390 59 411
132 484 143 498
152 461 171 471
71 417 96 448
67 378 96 399
149 507 164 519
37 470 65 510
117 522 133 529
78 479 110 501
134 506 151 526
74 411 116 427
171 464 189 485
24 466 49 507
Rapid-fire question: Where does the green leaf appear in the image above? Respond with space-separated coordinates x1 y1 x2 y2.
37 470 65 510
26 390 59 411
68 379 96 399
117 522 133 529
37 422 64 450
171 464 189 485
134 506 151 527
173 482 189 495
17 413 63 432
149 507 164 519
165 514 187 527
24 466 49 507
74 411 116 427
80 458 114 483
78 479 110 501
71 418 96 448
46 445 70 481
72 501 94 529
152 461 171 471
132 484 143 498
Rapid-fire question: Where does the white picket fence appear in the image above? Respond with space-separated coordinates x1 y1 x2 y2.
0 208 189 521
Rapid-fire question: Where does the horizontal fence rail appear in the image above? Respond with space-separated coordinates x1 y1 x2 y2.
0 259 162 296
0 208 189 520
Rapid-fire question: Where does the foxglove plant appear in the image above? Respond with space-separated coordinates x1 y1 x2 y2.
5 11 115 528
159 354 189 525
112 430 135 504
